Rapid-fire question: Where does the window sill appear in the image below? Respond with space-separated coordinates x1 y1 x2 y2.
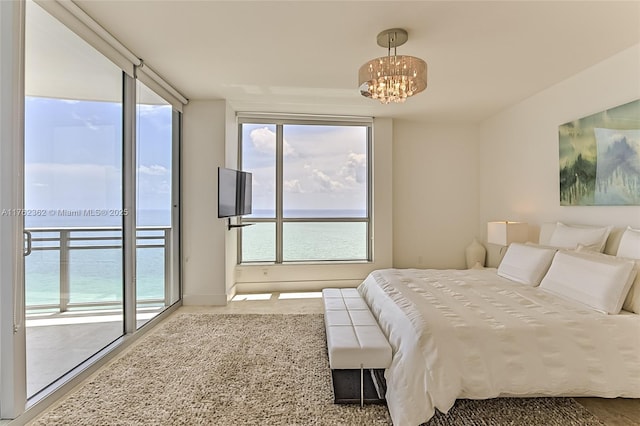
238 260 372 267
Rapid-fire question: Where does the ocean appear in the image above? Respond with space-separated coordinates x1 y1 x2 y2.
243 209 368 262
25 209 170 308
25 209 368 308
242 222 367 262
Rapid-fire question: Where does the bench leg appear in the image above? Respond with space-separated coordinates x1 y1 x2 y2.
360 364 364 407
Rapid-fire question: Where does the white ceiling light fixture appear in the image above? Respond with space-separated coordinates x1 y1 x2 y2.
358 28 427 104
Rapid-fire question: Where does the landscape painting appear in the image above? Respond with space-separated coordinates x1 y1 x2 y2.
559 99 640 206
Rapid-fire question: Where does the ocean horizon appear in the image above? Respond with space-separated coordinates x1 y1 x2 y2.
25 208 368 307
248 208 367 219
25 209 170 308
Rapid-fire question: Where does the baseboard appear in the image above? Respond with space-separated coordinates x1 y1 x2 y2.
182 293 228 306
234 280 362 294
182 281 360 303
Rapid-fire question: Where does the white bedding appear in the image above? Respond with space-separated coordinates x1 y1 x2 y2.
357 268 640 426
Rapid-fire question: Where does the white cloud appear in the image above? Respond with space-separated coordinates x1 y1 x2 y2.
312 168 344 191
283 179 303 193
283 139 294 156
340 152 367 185
70 112 100 131
250 127 294 156
250 127 276 153
139 164 169 176
137 104 171 117
25 163 122 210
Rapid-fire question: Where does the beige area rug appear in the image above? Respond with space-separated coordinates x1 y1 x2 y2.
31 314 604 426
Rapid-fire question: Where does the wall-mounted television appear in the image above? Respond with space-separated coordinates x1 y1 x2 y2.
217 167 252 218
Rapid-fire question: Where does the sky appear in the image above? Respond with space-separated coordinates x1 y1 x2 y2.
242 123 368 216
24 96 368 228
24 96 172 226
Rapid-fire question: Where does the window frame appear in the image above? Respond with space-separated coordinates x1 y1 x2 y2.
237 116 372 264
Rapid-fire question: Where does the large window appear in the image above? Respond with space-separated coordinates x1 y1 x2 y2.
135 80 180 329
239 119 371 263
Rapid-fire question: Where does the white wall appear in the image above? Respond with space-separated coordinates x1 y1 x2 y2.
392 121 480 269
224 102 238 299
181 100 228 305
479 44 640 265
233 117 394 293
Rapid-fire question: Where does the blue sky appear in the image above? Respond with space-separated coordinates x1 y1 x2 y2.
24 96 366 227
242 123 368 215
24 96 172 226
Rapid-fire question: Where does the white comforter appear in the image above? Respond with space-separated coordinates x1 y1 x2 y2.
358 268 640 426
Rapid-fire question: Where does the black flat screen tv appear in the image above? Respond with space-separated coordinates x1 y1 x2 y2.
218 167 252 218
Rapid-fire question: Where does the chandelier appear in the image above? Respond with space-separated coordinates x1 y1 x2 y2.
358 28 427 104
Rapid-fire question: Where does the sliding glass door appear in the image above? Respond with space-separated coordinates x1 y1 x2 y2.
0 1 182 415
23 1 125 398
19 0 182 402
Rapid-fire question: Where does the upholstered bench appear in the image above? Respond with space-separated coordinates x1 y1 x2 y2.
322 288 392 406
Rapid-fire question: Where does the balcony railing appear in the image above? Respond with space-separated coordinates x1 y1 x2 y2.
25 226 172 313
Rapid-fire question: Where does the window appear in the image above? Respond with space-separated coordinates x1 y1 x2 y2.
239 118 371 263
135 80 180 329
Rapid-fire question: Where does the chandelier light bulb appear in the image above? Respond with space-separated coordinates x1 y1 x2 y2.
358 29 427 104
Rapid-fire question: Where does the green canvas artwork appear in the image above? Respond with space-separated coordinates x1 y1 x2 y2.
559 99 640 206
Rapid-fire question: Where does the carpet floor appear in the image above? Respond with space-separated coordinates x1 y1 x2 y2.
31 313 604 426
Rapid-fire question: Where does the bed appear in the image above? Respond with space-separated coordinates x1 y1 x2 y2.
357 224 640 426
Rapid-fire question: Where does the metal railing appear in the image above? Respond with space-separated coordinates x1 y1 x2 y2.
25 226 172 313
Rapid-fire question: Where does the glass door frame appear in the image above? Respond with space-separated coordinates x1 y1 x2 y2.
123 73 137 334
0 0 27 418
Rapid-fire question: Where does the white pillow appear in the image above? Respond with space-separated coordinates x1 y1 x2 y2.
540 251 636 314
575 244 640 314
497 243 557 286
575 245 640 314
617 226 640 259
622 261 640 314
548 222 611 252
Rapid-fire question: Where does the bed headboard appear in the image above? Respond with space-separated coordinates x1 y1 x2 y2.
538 223 626 256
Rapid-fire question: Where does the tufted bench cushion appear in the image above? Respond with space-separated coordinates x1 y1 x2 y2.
322 288 392 405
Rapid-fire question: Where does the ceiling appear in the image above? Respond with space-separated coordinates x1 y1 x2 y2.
73 0 640 123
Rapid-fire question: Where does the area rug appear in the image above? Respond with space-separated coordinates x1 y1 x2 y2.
31 313 604 426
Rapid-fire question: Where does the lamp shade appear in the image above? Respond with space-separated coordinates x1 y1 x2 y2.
358 28 428 104
358 55 427 104
487 221 528 246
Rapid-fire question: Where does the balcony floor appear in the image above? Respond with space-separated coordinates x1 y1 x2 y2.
26 308 162 398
